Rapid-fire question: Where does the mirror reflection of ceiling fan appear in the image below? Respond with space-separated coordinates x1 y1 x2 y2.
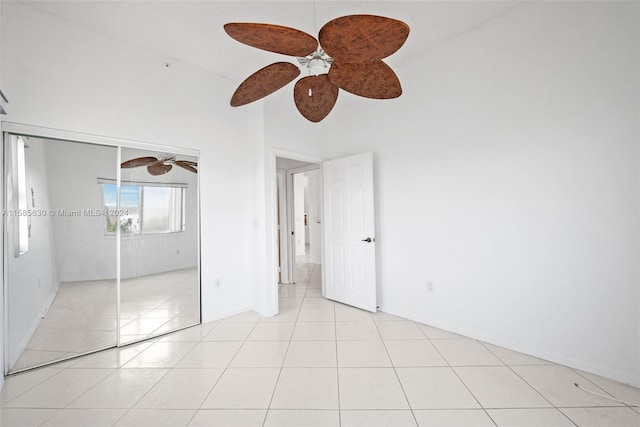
120 157 198 176
224 14 410 122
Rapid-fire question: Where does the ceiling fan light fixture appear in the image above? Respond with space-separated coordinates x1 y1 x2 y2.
297 48 333 76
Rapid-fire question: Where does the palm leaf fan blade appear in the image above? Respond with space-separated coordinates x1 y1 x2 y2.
224 23 318 57
293 75 339 122
318 15 409 63
175 161 198 173
328 61 402 99
231 62 301 107
121 157 158 168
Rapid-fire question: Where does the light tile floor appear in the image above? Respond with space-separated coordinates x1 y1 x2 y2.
1 262 639 426
10 268 199 373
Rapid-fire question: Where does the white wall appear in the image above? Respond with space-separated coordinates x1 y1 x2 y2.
307 2 639 385
0 0 256 333
5 137 60 368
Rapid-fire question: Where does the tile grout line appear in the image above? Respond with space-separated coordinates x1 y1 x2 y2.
569 367 631 404
116 321 198 417
422 326 498 426
475 340 572 426
333 282 342 427
477 340 615 425
372 316 418 426
0 367 68 408
261 262 309 426
110 335 208 425
56 336 203 418
189 319 260 424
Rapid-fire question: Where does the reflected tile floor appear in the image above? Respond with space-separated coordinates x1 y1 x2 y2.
11 268 198 372
2 262 639 426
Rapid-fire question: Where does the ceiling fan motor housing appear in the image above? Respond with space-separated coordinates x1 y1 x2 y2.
297 48 334 76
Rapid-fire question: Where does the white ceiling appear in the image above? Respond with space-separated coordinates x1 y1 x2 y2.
19 1 526 84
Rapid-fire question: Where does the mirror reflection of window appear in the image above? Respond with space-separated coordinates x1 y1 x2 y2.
15 135 29 256
142 186 185 233
100 182 185 235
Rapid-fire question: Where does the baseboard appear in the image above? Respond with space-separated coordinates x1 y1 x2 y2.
202 306 254 323
379 304 640 388
9 309 43 369
9 282 60 369
252 306 277 318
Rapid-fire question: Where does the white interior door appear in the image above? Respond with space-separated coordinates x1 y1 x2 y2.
323 152 376 312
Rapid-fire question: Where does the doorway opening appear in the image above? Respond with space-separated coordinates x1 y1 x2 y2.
269 151 377 317
275 157 322 306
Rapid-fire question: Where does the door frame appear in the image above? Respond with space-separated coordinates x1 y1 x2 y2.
267 149 324 315
276 169 286 284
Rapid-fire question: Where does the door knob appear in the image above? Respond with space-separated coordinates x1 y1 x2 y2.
362 237 374 243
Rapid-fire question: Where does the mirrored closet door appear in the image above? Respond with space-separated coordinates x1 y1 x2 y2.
118 147 200 345
4 135 118 372
4 132 200 374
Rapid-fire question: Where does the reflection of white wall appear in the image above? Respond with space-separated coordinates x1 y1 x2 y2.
6 137 60 368
293 173 306 257
120 148 198 279
41 140 199 282
44 139 118 282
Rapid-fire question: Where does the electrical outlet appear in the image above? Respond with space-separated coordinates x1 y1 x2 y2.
426 281 434 293
215 279 222 289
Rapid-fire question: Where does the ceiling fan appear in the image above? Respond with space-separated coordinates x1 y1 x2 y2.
121 157 198 176
224 14 410 122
